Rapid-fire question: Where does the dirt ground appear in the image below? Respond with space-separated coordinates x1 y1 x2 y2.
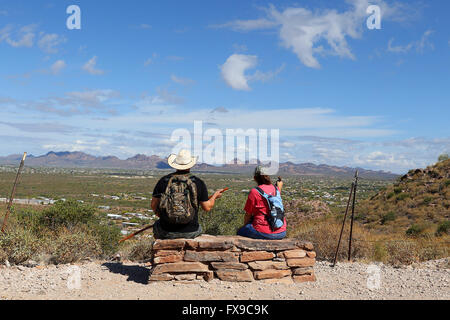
0 258 448 300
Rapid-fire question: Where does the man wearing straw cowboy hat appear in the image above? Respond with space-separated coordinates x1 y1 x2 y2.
151 149 226 239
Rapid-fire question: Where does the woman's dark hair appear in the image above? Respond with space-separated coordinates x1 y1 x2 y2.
254 174 272 186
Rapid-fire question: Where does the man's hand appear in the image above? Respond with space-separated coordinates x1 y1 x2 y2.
213 188 227 199
201 188 229 212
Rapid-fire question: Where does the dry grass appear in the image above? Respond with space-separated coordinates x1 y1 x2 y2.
287 215 450 265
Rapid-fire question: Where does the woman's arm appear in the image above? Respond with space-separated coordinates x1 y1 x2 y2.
243 211 253 225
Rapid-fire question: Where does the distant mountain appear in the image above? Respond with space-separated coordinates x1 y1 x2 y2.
0 151 398 179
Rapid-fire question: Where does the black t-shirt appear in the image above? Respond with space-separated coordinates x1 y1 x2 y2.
152 173 209 232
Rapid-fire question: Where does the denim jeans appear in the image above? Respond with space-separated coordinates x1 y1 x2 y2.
237 223 286 240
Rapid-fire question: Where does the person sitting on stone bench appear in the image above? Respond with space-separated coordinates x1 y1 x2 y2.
151 149 225 240
237 166 287 240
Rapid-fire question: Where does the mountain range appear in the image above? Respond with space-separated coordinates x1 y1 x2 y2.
0 151 398 179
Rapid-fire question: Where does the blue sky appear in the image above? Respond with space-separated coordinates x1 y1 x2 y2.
0 0 449 174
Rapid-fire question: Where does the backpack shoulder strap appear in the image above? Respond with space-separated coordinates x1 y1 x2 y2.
254 187 272 209
255 186 265 196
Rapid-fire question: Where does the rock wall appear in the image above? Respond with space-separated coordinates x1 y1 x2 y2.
149 235 316 283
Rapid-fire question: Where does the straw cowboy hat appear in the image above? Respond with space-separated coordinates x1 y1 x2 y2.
167 149 198 170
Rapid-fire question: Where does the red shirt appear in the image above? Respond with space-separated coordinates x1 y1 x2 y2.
244 184 287 234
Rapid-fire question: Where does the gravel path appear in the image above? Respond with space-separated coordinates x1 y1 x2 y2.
1 259 448 300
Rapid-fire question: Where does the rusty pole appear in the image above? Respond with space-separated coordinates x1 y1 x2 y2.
348 170 359 262
332 181 354 267
1 152 27 233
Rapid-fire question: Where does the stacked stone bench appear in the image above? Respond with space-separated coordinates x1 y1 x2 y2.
149 235 316 283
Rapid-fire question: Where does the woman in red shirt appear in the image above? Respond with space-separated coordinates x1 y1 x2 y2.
237 166 287 240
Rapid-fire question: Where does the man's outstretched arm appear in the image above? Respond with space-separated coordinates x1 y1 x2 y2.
200 189 225 212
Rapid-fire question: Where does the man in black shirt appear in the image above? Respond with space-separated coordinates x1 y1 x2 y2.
151 149 225 239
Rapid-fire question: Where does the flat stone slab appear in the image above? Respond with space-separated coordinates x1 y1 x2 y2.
152 236 313 252
248 260 289 271
233 237 313 251
152 262 209 274
215 269 254 282
184 251 239 262
211 262 249 270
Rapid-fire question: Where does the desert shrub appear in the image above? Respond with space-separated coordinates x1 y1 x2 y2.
50 229 102 264
393 187 403 194
438 154 449 162
0 248 7 263
39 200 96 230
406 224 425 237
0 227 41 265
0 200 122 265
289 219 372 262
422 196 433 205
396 193 410 201
381 212 396 225
417 240 449 261
372 241 388 262
436 221 450 236
123 238 153 262
89 222 122 256
386 240 420 265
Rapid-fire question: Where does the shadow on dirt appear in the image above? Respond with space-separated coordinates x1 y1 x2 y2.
102 262 150 285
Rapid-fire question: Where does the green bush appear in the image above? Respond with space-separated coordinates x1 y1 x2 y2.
0 200 122 265
436 221 450 236
386 241 419 265
396 193 410 201
0 227 41 265
406 224 425 237
90 222 122 256
381 212 396 225
51 230 102 264
39 200 96 230
393 187 403 194
125 238 153 262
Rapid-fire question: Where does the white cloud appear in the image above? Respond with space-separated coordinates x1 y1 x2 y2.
218 0 404 68
82 56 105 75
220 54 258 91
387 30 434 54
248 63 285 83
213 18 277 31
4 25 36 48
50 60 66 75
0 25 66 53
37 33 66 54
220 54 283 90
171 75 196 86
